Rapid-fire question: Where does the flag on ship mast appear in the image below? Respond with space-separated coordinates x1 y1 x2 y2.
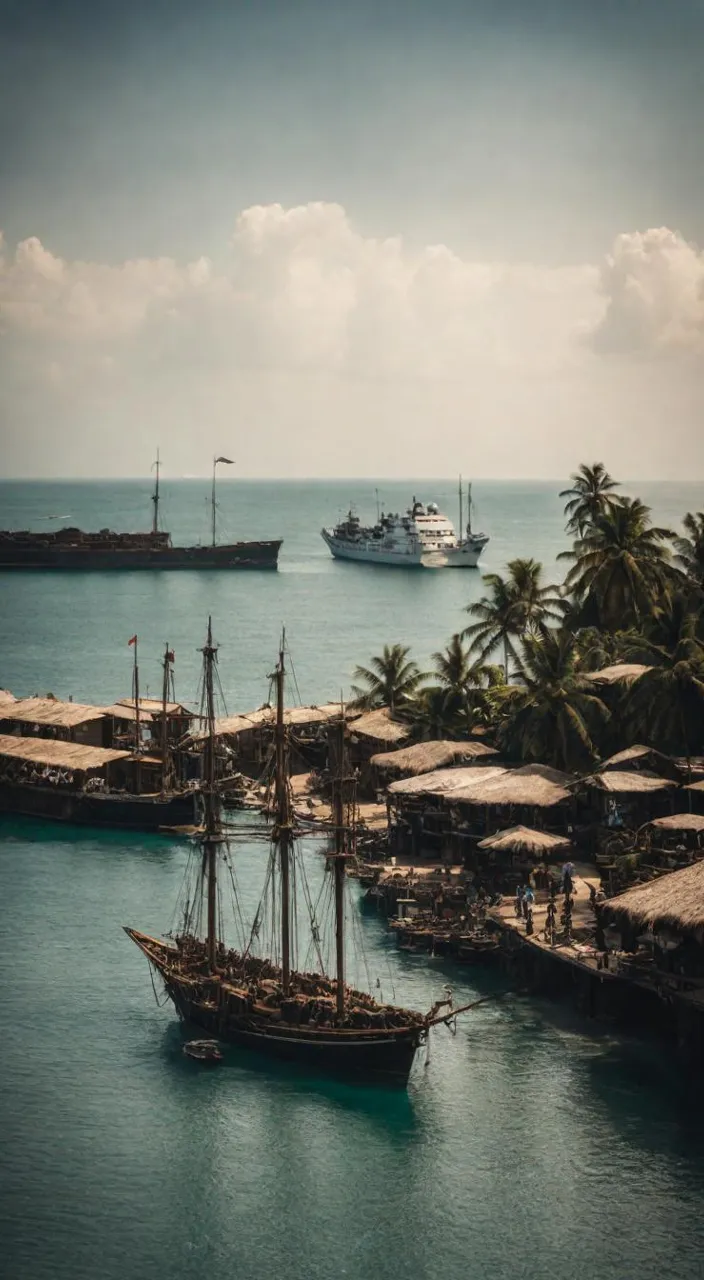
215 457 234 465
128 635 137 646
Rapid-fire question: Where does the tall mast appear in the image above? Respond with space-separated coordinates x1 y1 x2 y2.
467 482 473 536
274 638 292 996
131 636 141 795
331 712 348 1020
160 643 173 795
151 450 160 535
458 474 463 541
201 617 219 972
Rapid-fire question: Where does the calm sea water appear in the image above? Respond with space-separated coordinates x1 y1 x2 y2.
1 479 704 1280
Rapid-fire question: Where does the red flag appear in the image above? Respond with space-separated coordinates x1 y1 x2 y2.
166 650 175 663
128 635 137 647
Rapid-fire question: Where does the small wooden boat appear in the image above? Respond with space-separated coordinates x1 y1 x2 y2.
183 1039 224 1063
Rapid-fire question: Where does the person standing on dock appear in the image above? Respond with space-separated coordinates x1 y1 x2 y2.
561 861 575 895
523 884 535 922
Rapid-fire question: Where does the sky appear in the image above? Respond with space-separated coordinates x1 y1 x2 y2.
1 0 703 480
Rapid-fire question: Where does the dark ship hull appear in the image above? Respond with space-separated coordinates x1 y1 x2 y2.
126 930 425 1085
0 783 197 830
0 537 281 571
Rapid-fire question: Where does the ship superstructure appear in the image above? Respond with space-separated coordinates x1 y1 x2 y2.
321 486 488 568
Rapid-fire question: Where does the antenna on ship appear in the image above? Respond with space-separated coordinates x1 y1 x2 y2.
458 474 463 541
375 488 380 522
201 617 220 972
273 634 293 996
467 482 473 536
211 456 234 546
151 450 161 535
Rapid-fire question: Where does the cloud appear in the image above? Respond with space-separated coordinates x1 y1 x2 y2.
590 227 704 354
0 201 604 375
3 205 701 379
1 204 702 480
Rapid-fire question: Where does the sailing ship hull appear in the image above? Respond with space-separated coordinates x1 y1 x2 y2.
0 782 197 830
171 988 421 1083
0 540 282 571
126 931 424 1085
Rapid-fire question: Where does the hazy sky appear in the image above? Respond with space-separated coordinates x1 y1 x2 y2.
1 0 703 479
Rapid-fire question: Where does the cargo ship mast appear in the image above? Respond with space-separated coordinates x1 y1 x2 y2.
211 456 234 546
151 451 161 535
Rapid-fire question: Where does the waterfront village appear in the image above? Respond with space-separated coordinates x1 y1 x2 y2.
2 464 704 1070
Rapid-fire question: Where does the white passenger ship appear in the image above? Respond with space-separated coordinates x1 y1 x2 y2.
321 492 489 568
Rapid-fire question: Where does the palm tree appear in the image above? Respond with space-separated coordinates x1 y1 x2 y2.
560 462 621 536
559 497 674 631
501 626 610 772
350 644 425 711
625 595 704 766
414 634 504 738
571 625 644 672
463 558 562 679
674 512 704 588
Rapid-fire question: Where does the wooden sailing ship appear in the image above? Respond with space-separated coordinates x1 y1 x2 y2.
126 622 456 1085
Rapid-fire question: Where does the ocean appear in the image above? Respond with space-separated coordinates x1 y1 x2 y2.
1 478 704 1280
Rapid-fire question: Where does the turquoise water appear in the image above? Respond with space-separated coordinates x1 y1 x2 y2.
2 480 704 1280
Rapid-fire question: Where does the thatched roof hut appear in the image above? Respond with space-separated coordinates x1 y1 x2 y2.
605 860 704 936
449 764 574 809
349 708 411 747
371 739 497 780
585 770 676 795
598 745 683 781
2 696 107 729
388 765 506 799
190 703 343 742
647 814 704 833
584 663 651 687
477 825 572 856
0 733 130 772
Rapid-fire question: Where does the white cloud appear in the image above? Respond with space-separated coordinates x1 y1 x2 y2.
590 227 704 354
0 202 603 373
0 204 702 478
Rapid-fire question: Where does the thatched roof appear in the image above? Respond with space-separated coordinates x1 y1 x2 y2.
586 770 676 794
371 739 497 778
584 663 651 687
349 708 411 746
0 689 16 705
598 744 683 781
450 764 574 808
388 765 506 799
190 703 343 742
477 825 572 855
0 734 130 771
1 697 108 728
606 860 704 934
102 703 155 723
685 781 704 794
115 697 193 717
647 814 704 833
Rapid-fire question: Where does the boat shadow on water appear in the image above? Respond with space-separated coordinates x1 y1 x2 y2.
158 1021 420 1128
